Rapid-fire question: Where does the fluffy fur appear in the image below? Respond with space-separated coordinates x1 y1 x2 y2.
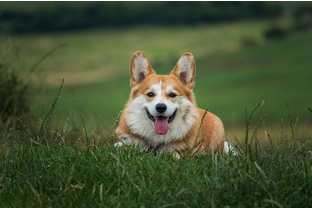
115 51 226 157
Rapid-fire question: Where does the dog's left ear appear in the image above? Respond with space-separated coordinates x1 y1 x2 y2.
130 51 155 88
171 52 196 89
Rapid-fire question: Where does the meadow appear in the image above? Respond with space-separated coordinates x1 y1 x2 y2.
13 20 312 141
1 20 312 207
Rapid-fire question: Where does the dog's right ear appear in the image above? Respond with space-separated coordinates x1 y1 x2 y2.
130 51 155 88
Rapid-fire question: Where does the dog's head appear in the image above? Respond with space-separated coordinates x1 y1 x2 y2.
125 51 198 141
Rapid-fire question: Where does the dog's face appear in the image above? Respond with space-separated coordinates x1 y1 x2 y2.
124 52 198 143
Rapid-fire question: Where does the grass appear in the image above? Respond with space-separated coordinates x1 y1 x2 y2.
21 24 311 142
3 21 311 137
0 102 311 207
1 22 312 207
14 22 269 85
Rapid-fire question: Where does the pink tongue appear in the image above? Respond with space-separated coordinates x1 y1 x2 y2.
154 116 169 135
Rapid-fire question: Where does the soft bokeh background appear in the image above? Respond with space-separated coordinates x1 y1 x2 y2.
1 2 311 142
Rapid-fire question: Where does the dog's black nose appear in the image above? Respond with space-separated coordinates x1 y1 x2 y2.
156 103 167 113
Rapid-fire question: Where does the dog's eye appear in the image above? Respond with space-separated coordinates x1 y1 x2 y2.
146 92 155 98
168 93 177 98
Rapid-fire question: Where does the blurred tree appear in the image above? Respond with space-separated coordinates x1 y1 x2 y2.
1 1 308 34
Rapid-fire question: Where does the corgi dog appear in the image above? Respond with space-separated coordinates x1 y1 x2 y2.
115 51 227 157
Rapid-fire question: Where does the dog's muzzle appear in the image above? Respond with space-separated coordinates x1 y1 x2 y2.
146 107 177 135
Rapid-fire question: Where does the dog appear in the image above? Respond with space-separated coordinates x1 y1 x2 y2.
115 51 228 157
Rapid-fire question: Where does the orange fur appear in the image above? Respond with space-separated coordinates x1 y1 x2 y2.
116 51 225 156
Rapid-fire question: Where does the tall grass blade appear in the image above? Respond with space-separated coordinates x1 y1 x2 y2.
244 102 262 156
250 100 267 148
286 102 299 151
192 109 208 153
29 43 66 73
75 102 89 150
38 79 64 137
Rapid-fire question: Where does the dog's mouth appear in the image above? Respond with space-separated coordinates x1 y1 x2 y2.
146 109 177 135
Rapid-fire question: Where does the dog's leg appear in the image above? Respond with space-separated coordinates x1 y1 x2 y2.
114 135 150 151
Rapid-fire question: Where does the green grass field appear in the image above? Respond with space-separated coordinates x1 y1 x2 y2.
1 21 312 207
12 21 311 141
1 116 311 207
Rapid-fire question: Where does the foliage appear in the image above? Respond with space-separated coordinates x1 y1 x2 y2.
0 37 32 129
0 35 66 132
263 25 288 41
0 1 285 33
293 4 312 31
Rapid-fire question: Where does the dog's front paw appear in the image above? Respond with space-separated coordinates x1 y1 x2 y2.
114 136 129 148
114 142 124 148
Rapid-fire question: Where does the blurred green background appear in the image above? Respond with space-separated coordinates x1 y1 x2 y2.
1 2 311 141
